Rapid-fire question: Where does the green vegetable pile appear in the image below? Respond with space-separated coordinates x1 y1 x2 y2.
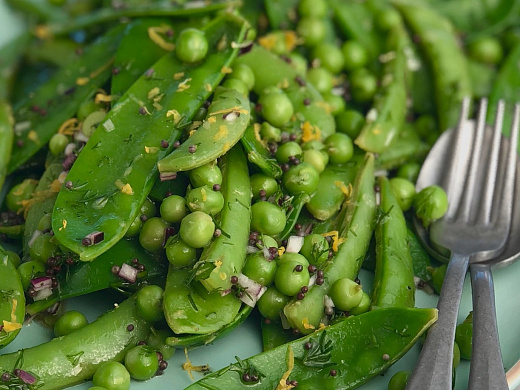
0 0 519 389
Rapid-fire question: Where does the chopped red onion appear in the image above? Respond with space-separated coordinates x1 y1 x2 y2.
46 302 61 314
30 277 53 291
308 274 317 288
118 263 138 283
262 246 270 259
220 288 232 297
74 130 89 143
17 370 37 385
33 288 53 301
64 143 76 156
323 295 335 311
237 273 267 307
246 245 259 254
286 236 304 253
280 311 291 329
160 172 177 181
28 230 42 249
86 231 104 245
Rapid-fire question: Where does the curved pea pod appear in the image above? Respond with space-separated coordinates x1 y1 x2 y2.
235 46 336 139
241 125 283 179
157 88 250 174
0 295 151 389
52 14 248 261
284 154 377 333
0 225 24 239
166 305 252 348
279 192 311 241
25 238 167 315
193 145 251 293
187 307 438 389
163 267 241 335
148 172 189 202
394 0 472 132
0 102 14 193
261 320 295 351
7 25 124 174
371 176 415 309
0 247 25 350
407 226 433 285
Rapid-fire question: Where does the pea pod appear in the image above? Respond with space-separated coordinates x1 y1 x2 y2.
25 38 81 67
0 102 14 193
264 0 299 30
5 0 68 23
192 145 251 292
407 226 433 284
157 88 250 174
279 192 311 241
0 295 151 389
394 0 472 132
187 307 437 389
240 125 283 179
52 14 248 261
261 320 295 351
371 176 415 309
0 33 30 100
0 246 25 349
284 153 376 333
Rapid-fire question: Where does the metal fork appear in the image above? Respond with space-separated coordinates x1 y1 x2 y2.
406 98 519 390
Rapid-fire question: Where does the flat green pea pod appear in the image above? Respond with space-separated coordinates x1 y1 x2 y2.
192 146 251 292
0 225 24 240
240 125 283 179
187 307 437 389
0 246 25 349
7 25 124 174
0 295 151 389
261 319 295 351
157 87 250 174
279 193 311 241
284 154 376 333
163 267 241 335
406 226 433 286
0 102 14 192
0 32 30 100
371 176 415 309
53 14 248 261
394 0 472 132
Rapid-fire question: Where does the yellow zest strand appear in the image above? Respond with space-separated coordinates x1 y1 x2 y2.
276 346 295 390
148 25 175 51
182 348 210 381
58 118 80 135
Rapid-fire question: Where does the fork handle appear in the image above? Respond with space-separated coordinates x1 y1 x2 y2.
468 264 509 390
406 252 469 390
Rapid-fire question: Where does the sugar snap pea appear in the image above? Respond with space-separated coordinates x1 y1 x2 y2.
371 176 415 309
187 307 437 389
0 246 25 350
240 125 283 179
53 14 248 261
407 226 433 285
0 295 151 389
157 87 250 175
0 33 30 101
8 25 124 174
261 319 295 351
0 102 14 193
5 0 68 23
279 192 311 241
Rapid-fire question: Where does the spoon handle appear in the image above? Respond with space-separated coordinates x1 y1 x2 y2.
406 252 469 390
468 263 509 390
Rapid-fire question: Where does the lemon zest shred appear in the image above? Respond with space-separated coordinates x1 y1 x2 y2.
301 121 321 143
318 322 328 331
147 87 160 100
258 34 276 50
214 260 223 269
278 246 286 257
182 348 209 381
59 219 67 231
219 272 227 280
276 346 295 390
277 78 290 89
204 83 213 92
302 317 315 330
209 106 248 116
58 118 80 135
76 77 90 86
173 72 185 80
49 179 62 193
334 181 352 197
213 125 228 141
94 93 112 104
321 230 345 252
208 116 217 124
220 66 233 74
284 31 298 52
148 26 175 51
145 146 159 154
27 130 39 144
177 78 192 92
166 109 181 124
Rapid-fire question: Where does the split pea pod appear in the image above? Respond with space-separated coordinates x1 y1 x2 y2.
8 25 124 174
0 295 151 389
279 192 311 241
371 176 415 309
284 153 376 333
193 145 252 293
240 124 283 179
157 87 250 174
0 102 14 193
0 246 25 350
52 14 248 261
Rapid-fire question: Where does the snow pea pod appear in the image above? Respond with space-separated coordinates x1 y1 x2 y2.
279 192 311 241
0 102 14 194
53 14 248 261
7 25 124 174
0 295 151 390
6 0 68 23
0 246 25 350
284 153 376 333
157 87 250 174
261 319 295 351
407 226 433 285
394 0 472 132
0 33 30 100
240 125 283 179
371 176 415 309
187 307 437 390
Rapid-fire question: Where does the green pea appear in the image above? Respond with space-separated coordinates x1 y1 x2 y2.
186 185 224 216
288 52 308 75
277 252 309 267
502 28 520 51
139 217 169 253
335 109 365 139
242 251 277 286
257 287 289 321
455 312 473 360
299 233 329 265
146 328 175 361
229 63 255 91
349 68 377 103
349 292 371 315
467 36 504 65
329 278 363 311
297 17 326 47
189 163 222 188
342 41 369 71
388 371 410 390
136 285 164 322
125 215 142 238
312 43 344 74
298 0 327 18
29 233 58 263
49 133 69 156
179 211 215 248
54 310 89 337
258 90 294 127
414 115 437 140
175 28 208 63
165 237 197 268
37 213 53 231
389 178 416 212
325 133 354 164
397 162 421 183
193 106 208 122
306 67 334 94
140 198 156 219
375 8 402 31
88 387 107 390
17 261 46 290
82 110 106 137
260 122 281 142
222 78 249 97
274 260 310 297
258 234 278 250
303 149 328 173
77 100 99 121
160 195 188 223
6 178 38 213
124 345 159 381
428 264 447 295
453 341 461 369
282 162 320 195
6 251 21 268
250 201 286 236
301 140 325 151
414 185 448 228
250 173 279 200
323 92 346 115
275 141 302 164
93 362 130 390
